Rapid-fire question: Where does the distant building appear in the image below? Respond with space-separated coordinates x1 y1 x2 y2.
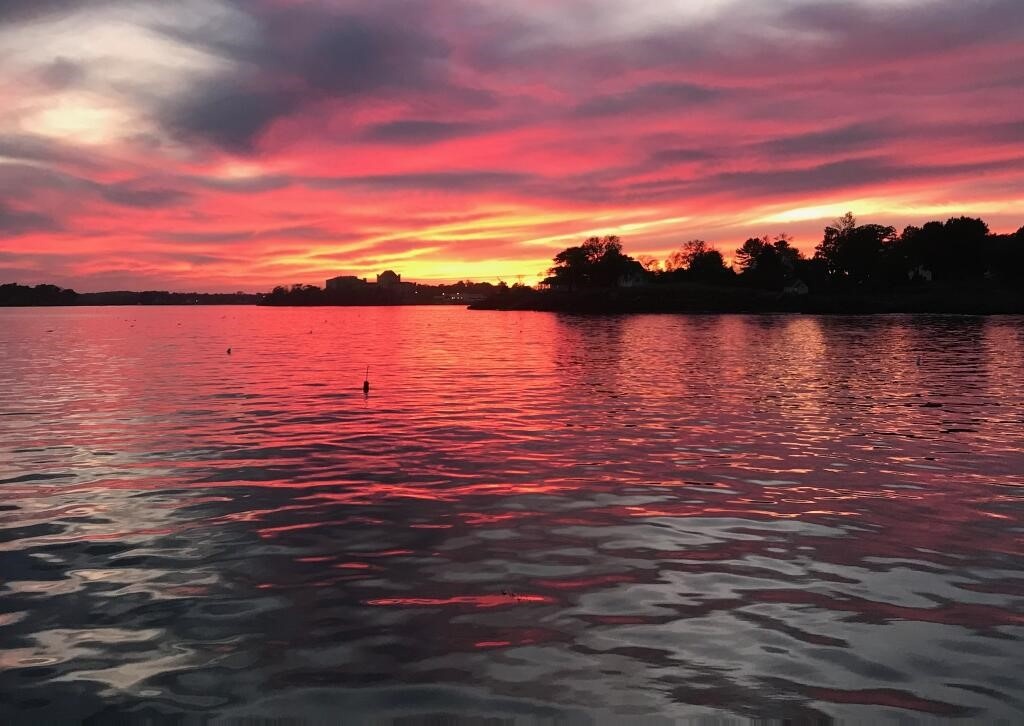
326 275 367 291
448 290 489 304
617 260 649 288
377 270 401 289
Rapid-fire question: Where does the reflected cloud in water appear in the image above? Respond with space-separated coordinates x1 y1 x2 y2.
0 308 1022 723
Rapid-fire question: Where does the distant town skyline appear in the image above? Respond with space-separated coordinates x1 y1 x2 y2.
2 0 1023 292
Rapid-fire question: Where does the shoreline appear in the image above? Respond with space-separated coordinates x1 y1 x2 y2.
4 283 1023 315
469 284 1024 315
3 300 1023 315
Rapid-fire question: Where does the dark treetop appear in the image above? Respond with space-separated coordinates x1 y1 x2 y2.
475 214 1024 314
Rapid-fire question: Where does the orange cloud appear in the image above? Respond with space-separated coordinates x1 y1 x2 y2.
1 0 1022 291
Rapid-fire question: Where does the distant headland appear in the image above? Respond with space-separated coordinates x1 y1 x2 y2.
0 274 498 308
3 213 1022 314
0 286 261 307
260 271 499 307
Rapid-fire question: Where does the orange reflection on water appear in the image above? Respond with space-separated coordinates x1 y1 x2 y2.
2 308 1023 722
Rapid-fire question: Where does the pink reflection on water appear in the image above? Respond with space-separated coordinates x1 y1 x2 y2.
1 308 1023 721
366 594 556 608
803 686 968 716
534 574 638 590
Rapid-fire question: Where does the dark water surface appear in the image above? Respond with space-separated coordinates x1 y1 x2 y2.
1 307 1022 724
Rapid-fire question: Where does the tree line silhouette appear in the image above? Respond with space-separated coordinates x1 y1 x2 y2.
4 213 1021 312
0 284 260 307
474 214 1024 313
260 280 505 306
540 214 1023 292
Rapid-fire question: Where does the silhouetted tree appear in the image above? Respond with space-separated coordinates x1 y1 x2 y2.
890 216 991 283
545 235 635 289
665 240 710 272
734 237 766 273
687 248 732 282
662 240 732 283
897 221 942 280
0 283 78 306
0 283 261 306
636 255 661 273
547 246 589 290
795 256 830 291
814 213 896 284
940 216 990 281
987 226 1024 286
893 225 922 278
734 234 802 289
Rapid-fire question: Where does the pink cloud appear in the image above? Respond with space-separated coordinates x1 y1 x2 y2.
0 0 1021 290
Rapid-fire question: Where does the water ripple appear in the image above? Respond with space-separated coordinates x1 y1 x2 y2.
1 308 1022 723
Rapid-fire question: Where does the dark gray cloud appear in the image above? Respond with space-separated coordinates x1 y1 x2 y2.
284 19 448 95
179 252 242 266
153 4 459 152
163 84 302 153
39 57 85 88
0 162 189 210
0 0 118 20
784 0 1024 55
756 122 892 158
648 148 719 165
627 156 1024 202
0 201 61 234
360 120 488 144
575 82 723 118
464 0 1024 94
99 183 190 208
0 162 92 197
702 157 911 197
0 133 101 170
989 120 1024 143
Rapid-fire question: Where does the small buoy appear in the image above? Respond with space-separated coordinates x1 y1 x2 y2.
363 365 370 394
227 347 232 355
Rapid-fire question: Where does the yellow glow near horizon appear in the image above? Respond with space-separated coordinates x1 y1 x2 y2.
755 198 1021 226
385 258 550 285
521 213 694 248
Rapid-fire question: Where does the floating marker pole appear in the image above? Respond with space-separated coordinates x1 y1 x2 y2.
363 366 370 394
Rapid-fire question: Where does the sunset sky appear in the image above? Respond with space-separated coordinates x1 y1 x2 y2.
1 0 1022 291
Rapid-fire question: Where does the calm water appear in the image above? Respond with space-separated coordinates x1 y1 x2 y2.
1 307 1022 724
